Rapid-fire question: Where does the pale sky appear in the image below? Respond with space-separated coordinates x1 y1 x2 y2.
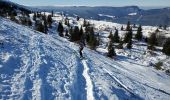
11 0 170 7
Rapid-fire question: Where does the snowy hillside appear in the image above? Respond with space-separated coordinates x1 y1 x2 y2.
0 15 170 100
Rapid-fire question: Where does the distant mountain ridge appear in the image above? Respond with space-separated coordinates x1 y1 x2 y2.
35 6 170 26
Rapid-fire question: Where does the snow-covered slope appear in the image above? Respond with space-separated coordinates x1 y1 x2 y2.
0 17 170 100
0 17 84 100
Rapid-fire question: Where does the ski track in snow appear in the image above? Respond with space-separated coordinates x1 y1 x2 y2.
82 60 94 100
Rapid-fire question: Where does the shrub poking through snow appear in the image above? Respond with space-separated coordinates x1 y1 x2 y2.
154 61 163 70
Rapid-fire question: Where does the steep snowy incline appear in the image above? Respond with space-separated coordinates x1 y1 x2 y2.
0 17 86 100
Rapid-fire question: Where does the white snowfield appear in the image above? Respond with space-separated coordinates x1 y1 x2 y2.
0 17 170 100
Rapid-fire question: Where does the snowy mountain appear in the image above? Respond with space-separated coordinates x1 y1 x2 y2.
0 15 170 99
0 1 170 100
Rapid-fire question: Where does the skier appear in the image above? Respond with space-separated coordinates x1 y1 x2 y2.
79 37 86 58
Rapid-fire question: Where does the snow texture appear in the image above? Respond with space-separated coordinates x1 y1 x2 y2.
0 14 170 100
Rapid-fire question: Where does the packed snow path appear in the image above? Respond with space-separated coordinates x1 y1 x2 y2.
82 60 94 100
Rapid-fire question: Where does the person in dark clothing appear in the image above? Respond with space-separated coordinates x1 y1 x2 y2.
79 37 85 58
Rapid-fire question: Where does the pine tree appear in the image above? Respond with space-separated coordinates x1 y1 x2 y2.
117 41 124 49
21 17 27 25
36 22 45 33
43 14 48 34
79 26 84 39
85 26 90 42
65 18 68 25
27 18 32 26
155 28 159 32
113 29 120 43
133 24 136 28
126 21 131 31
67 20 70 27
69 27 73 39
10 14 17 22
147 33 157 50
162 38 170 56
127 39 132 49
83 19 87 27
70 26 80 41
77 16 80 21
163 25 167 30
33 12 36 21
74 26 80 40
124 28 132 43
57 22 64 37
87 27 98 50
36 12 41 18
107 40 116 58
52 10 54 17
108 31 113 39
159 24 162 29
121 26 124 30
47 15 53 28
135 25 143 41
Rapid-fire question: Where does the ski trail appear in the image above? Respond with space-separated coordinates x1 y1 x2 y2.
103 68 142 99
82 60 94 100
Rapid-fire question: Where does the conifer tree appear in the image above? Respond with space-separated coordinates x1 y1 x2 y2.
163 25 167 30
133 24 136 28
117 41 124 49
69 27 73 38
74 26 80 40
47 15 53 28
124 28 132 43
77 16 80 21
65 18 68 25
10 14 17 22
155 28 159 32
107 40 116 58
52 10 54 17
57 22 64 37
85 26 90 42
127 39 132 49
36 22 45 33
147 33 157 50
126 21 131 31
27 18 32 26
79 26 84 38
159 24 162 29
43 14 48 34
162 38 170 56
121 26 124 31
21 18 27 25
87 27 98 49
113 29 120 43
83 19 87 27
70 26 80 41
67 20 70 27
135 25 143 41
33 12 36 21
108 31 113 39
